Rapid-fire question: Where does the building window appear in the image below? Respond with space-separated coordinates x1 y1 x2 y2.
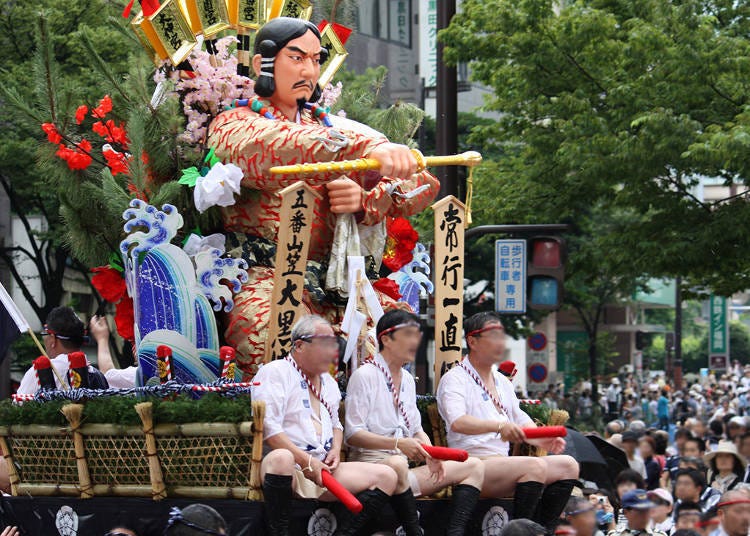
357 0 411 47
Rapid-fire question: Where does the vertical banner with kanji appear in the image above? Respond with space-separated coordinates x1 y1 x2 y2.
265 182 321 362
432 196 465 384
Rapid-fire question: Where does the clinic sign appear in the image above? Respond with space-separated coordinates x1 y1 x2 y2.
709 295 729 370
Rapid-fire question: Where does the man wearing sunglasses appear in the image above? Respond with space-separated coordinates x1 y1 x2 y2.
345 309 485 535
16 306 108 395
251 314 398 535
437 311 579 532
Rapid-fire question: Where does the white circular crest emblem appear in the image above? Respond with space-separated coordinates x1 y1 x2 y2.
308 507 337 536
482 505 510 536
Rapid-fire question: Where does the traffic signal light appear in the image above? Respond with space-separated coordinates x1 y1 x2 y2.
635 330 652 350
527 236 565 310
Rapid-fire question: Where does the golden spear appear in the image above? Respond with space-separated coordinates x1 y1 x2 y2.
269 150 482 176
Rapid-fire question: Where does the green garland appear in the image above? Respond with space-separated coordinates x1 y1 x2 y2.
0 394 550 430
0 393 253 427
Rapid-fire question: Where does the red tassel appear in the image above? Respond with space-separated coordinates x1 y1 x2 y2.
122 0 135 18
317 20 353 45
142 0 161 17
331 22 352 45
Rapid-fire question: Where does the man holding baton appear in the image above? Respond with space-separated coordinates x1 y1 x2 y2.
252 315 398 535
345 309 485 535
437 312 579 531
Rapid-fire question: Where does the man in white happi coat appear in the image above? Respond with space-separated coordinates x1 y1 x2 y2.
252 315 398 535
437 311 579 531
345 309 484 535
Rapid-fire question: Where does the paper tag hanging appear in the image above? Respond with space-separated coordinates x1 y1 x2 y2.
182 0 232 37
235 0 267 28
318 22 349 89
132 11 169 64
148 0 198 65
275 0 312 20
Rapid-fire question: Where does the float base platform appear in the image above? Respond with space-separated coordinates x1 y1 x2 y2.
0 495 515 535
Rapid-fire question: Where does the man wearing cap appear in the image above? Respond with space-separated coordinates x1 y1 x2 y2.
345 309 485 535
608 489 667 536
716 489 750 536
565 496 607 536
647 489 674 533
437 312 579 532
17 306 108 395
726 417 746 442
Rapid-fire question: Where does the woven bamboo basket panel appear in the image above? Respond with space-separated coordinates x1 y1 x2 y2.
155 422 254 493
82 425 151 493
0 425 80 496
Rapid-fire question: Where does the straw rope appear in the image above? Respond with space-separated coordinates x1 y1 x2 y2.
61 404 93 498
135 402 167 500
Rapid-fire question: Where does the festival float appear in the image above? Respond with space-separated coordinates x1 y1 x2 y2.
0 1 569 534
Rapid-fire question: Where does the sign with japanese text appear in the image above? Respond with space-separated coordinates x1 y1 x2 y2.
709 295 728 369
418 0 437 88
495 239 527 314
265 182 321 362
432 196 465 384
148 0 197 65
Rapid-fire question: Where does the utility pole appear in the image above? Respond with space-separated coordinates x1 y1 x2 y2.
674 276 683 389
436 0 458 199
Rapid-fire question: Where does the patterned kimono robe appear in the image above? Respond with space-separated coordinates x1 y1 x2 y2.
207 103 439 376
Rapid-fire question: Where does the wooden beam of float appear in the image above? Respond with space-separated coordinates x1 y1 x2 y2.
432 195 466 386
264 181 322 362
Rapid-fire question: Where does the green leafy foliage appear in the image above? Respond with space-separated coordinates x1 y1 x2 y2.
441 0 750 296
439 0 750 392
0 394 254 427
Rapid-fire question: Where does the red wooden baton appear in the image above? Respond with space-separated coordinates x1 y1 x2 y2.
421 444 469 462
522 426 567 439
321 471 363 513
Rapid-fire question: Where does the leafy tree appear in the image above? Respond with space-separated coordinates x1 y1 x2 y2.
0 2 140 324
440 0 750 396
442 0 750 294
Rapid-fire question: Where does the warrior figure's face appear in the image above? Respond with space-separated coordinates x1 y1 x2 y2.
268 30 322 111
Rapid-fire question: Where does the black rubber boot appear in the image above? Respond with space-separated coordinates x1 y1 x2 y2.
513 480 544 521
391 488 423 535
262 473 292 536
535 479 577 532
334 487 391 536
446 484 481 536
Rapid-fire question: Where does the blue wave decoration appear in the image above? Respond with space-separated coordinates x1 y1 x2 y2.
119 201 242 385
390 242 434 314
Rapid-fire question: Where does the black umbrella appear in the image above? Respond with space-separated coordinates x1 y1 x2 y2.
562 427 621 491
585 434 629 486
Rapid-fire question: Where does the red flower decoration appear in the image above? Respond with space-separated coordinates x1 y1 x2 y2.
93 120 130 149
103 147 130 175
91 265 127 303
55 139 93 170
41 123 62 144
92 121 108 138
382 217 418 272
92 95 113 119
75 105 88 125
115 296 135 342
373 277 402 301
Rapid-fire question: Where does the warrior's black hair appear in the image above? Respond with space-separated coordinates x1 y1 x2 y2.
254 17 327 103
